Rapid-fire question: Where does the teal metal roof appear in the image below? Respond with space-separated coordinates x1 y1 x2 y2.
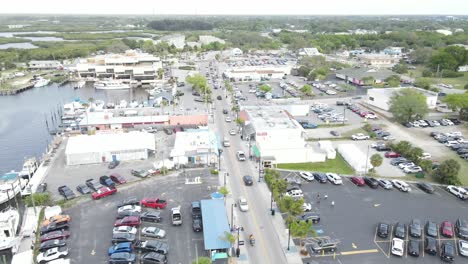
201 199 231 250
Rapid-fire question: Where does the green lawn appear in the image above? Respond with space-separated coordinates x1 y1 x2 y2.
277 153 355 175
409 67 468 90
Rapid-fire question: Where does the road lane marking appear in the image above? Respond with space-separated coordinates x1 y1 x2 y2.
352 243 357 249
340 249 379 255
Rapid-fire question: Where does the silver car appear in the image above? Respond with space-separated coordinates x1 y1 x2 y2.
141 227 166 239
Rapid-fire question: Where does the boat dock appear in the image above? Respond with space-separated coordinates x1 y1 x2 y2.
0 84 34 96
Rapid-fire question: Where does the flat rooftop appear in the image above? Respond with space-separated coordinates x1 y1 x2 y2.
243 105 301 131
369 87 438 97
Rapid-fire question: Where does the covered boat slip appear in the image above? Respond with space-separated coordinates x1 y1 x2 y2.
200 199 230 262
65 132 156 165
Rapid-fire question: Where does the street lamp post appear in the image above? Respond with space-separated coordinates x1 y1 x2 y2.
364 145 370 175
287 221 291 251
231 203 234 229
218 149 223 171
236 226 242 258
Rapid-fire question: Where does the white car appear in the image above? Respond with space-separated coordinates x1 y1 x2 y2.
445 141 459 147
141 227 166 238
326 173 342 185
383 136 396 141
377 179 393 190
249 89 257 93
37 247 69 263
420 153 432 160
117 205 142 214
236 151 246 161
113 226 138 235
302 202 312 212
391 238 404 257
392 180 411 192
365 113 378 119
459 240 468 257
229 129 237 135
398 162 415 169
238 197 249 212
446 185 468 199
284 189 304 198
326 90 337 95
225 117 232 122
351 133 370 140
403 166 422 173
299 171 314 181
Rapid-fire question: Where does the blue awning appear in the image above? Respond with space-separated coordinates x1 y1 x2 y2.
201 199 231 250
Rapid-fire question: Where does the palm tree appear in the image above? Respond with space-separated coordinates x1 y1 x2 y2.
290 220 316 255
220 231 237 258
161 100 169 114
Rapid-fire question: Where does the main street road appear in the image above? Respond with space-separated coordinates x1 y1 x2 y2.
201 61 289 264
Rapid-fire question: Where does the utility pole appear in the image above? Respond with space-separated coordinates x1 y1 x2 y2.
364 145 370 175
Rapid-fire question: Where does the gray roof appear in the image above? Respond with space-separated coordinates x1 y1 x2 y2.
155 91 173 101
336 68 395 80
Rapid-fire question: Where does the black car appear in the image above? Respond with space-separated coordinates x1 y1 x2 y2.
112 233 136 244
426 221 438 237
377 223 389 238
163 128 173 135
116 210 140 220
141 252 167 264
243 175 253 186
76 184 91 194
299 213 320 224
36 183 47 193
330 130 340 137
425 237 438 255
217 95 222 100
58 185 76 200
455 218 468 239
192 218 203 232
313 173 327 183
192 91 200 96
140 211 162 223
109 252 136 264
39 239 66 252
390 158 407 166
376 145 391 152
416 182 434 193
457 148 468 154
99 175 116 188
85 178 103 191
394 222 406 239
117 197 140 207
449 118 461 125
222 109 228 115
40 221 70 235
440 242 455 262
364 177 379 189
108 160 120 169
408 239 420 257
409 219 422 238
191 201 202 219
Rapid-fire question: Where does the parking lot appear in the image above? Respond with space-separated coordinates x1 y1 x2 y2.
278 171 468 264
64 168 218 264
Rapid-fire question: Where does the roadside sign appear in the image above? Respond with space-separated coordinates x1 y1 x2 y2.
239 241 245 246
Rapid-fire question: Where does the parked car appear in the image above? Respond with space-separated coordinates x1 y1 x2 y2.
141 198 167 209
114 216 141 227
36 246 69 263
140 252 167 264
441 221 454 238
58 185 76 200
39 239 67 252
425 237 438 255
238 197 249 212
351 133 370 140
409 219 422 238
416 182 435 194
108 160 120 169
192 218 203 232
299 171 314 181
117 197 140 208
377 179 393 190
99 175 116 188
111 233 136 244
109 252 137 264
391 238 404 257
408 239 420 257
377 222 389 238
236 151 246 161
325 173 342 185
76 184 91 194
384 152 401 158
40 230 70 242
85 178 103 191
392 180 411 192
459 240 468 257
299 213 320 224
131 169 149 178
92 186 117 200
404 166 423 174
364 177 379 189
118 205 142 214
390 157 408 166
142 227 166 238
40 221 69 235
41 215 71 227
243 175 253 186
455 218 468 239
446 185 468 199
312 172 327 183
108 242 133 255
110 173 127 185
394 222 406 239
426 221 438 237
440 242 455 262
351 176 365 186
330 130 340 137
113 226 138 236
36 183 47 193
141 211 162 223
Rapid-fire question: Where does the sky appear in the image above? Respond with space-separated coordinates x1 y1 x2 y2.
0 0 467 15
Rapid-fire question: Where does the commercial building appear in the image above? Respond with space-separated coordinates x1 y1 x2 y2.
28 60 62 70
170 129 220 167
200 199 230 261
367 87 438 111
65 132 156 165
155 34 186 49
357 54 399 68
79 111 169 131
75 50 162 84
241 105 327 166
224 65 292 82
336 68 394 86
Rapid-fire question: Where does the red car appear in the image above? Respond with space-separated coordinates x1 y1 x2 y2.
385 152 401 158
110 173 127 184
40 230 70 242
141 197 167 209
91 186 117 200
114 216 141 227
351 176 365 186
441 221 454 237
359 111 369 117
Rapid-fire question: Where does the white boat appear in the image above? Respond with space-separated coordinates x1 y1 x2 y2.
18 157 38 179
33 78 50 88
0 207 21 253
74 80 85 89
94 80 130 90
0 172 28 204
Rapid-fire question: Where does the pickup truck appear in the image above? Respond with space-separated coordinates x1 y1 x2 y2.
131 169 149 178
171 206 182 226
141 198 167 209
134 240 169 255
310 238 339 252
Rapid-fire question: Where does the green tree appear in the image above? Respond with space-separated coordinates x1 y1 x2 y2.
290 220 315 253
436 159 461 185
157 68 164 79
392 63 408 74
362 76 375 85
385 75 401 87
278 196 304 219
341 83 356 94
414 78 433 90
192 257 211 264
300 84 313 96
370 154 383 169
219 186 229 204
23 193 51 207
215 54 221 61
443 93 468 121
389 88 429 123
410 47 434 64
186 74 210 94
418 159 433 173
407 147 424 164
259 84 272 93
393 141 413 156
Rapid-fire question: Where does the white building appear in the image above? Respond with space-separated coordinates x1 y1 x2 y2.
436 29 452 36
298 48 322 57
357 54 399 68
367 87 438 111
75 50 162 84
224 65 292 82
28 60 62 70
198 35 225 45
155 34 186 49
458 65 468 72
170 129 220 166
338 144 372 174
65 132 156 165
230 48 243 57
241 106 327 166
79 110 169 131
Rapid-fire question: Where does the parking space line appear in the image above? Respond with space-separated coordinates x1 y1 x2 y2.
340 249 379 255
388 225 393 257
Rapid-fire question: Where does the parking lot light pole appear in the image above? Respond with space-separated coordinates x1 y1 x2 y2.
364 145 370 175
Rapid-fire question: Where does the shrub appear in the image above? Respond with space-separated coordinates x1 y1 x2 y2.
210 169 219 175
23 193 52 207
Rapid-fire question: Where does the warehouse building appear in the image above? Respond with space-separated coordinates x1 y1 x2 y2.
170 129 220 167
223 65 292 82
65 132 155 165
367 87 438 111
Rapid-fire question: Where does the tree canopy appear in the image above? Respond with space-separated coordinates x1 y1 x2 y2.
443 93 468 121
389 88 429 123
436 159 461 185
186 74 211 94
